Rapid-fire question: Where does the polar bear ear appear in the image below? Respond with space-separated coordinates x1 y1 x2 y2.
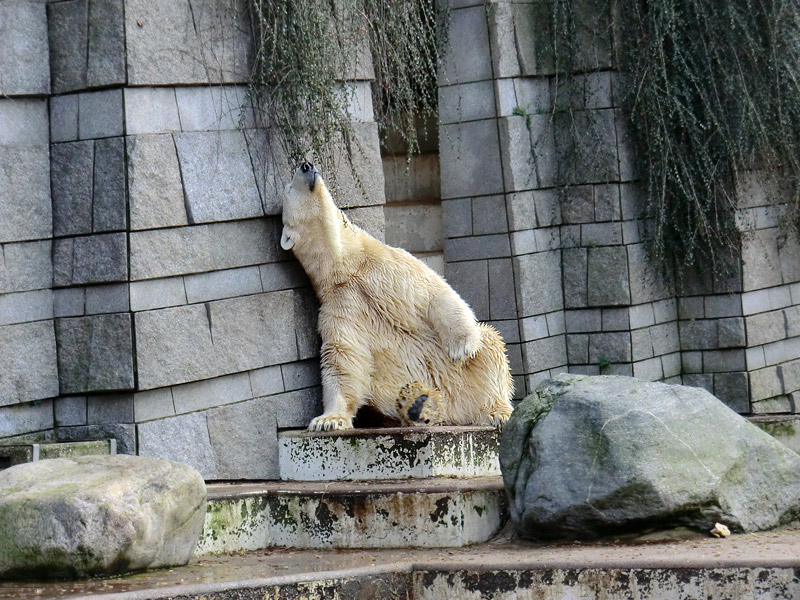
280 228 295 251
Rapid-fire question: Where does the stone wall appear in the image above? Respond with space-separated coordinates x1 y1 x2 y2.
0 0 385 479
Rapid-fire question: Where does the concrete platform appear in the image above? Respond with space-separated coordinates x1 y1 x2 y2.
751 415 800 454
3 524 800 599
278 426 501 481
196 477 507 553
0 439 116 470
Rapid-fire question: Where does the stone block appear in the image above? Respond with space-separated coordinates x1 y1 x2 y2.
343 206 385 242
749 366 783 401
171 372 253 414
329 123 386 209
554 108 619 185
0 146 51 244
0 241 52 294
129 278 187 312
703 349 746 372
589 332 632 364
561 186 594 224
124 87 181 135
439 6 492 85
567 334 589 364
53 233 128 286
86 0 125 87
126 134 188 230
0 1 49 96
494 319 522 344
581 223 622 247
713 372 750 413
562 248 588 309
507 192 536 231
514 251 563 317
206 399 279 479
56 313 134 394
565 309 602 334
679 319 718 351
50 94 78 143
445 234 510 262
184 266 262 304
93 137 127 232
487 3 520 78
51 140 94 237
602 308 629 331
514 3 555 76
242 128 290 216
174 130 262 224
615 109 638 182
742 229 782 292
678 297 705 320
619 183 645 220
78 90 123 139
175 85 251 132
126 0 252 86
633 357 664 382
293 287 321 361
681 351 703 374
440 120 503 199
494 79 518 118
778 230 800 285
133 389 175 423
593 184 621 221
384 205 443 253
281 360 321 392
588 246 630 306
653 299 678 324
746 310 786 347
514 78 552 116
249 365 284 398
628 243 673 304
746 346 766 371
750 396 792 415
499 114 556 192
383 154 440 203
87 394 134 424
472 195 508 236
521 315 548 342
439 81 496 124
488 259 517 320
259 261 308 293
442 199 472 238
511 230 536 255
630 328 654 361
622 221 641 245
445 260 489 321
0 321 58 406
0 98 48 147
523 335 567 373
47 0 87 94
763 337 800 367
130 219 280 281
629 304 655 329
136 411 215 476
0 289 53 326
718 317 746 348
54 396 87 427
85 283 129 315
0 399 54 438
650 322 680 356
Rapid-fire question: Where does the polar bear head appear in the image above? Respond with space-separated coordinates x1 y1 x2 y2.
281 162 326 251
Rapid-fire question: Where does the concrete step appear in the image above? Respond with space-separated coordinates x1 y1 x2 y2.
750 415 800 454
0 439 116 470
279 426 500 481
196 476 507 554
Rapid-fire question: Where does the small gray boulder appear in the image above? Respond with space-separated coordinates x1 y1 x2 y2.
500 374 800 540
0 454 206 580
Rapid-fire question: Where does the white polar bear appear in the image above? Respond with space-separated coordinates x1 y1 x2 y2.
281 162 514 431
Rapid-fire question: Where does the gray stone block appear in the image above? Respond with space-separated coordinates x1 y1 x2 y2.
268 387 323 429
742 229 782 292
523 335 567 373
515 251 564 317
87 394 134 424
718 317 746 348
0 321 58 407
778 230 800 285
678 297 704 320
629 304 655 329
488 259 517 320
521 315 548 342
54 396 87 427
137 411 215 476
499 114 556 191
53 233 128 286
562 248 588 309
704 349 747 373
243 128 291 217
51 140 94 237
763 336 800 367
750 365 783 401
633 357 664 382
619 183 645 220
440 120 503 199
745 310 785 347
54 424 136 455
281 360 321 392
589 332 632 364
259 261 308 293
615 109 638 182
622 221 642 245
554 109 619 185
507 192 537 231
439 6 492 85
50 94 78 143
682 351 703 374
87 0 125 88
171 372 253 414
679 319 718 351
581 223 622 247
631 328 654 361
343 206 386 242
133 388 175 423
383 153 440 203
445 234 511 262
439 81 496 124
0 98 48 147
207 399 279 479
56 313 134 394
567 334 589 364
628 243 673 304
487 3 520 78
495 79 518 118
650 322 680 356
175 85 251 131
653 298 678 324
93 137 127 232
746 346 766 371
0 289 53 326
0 1 49 96
565 309 602 334
593 184 621 221
85 283 130 315
713 372 750 413
384 204 442 253
184 266 262 304
124 87 181 135
78 90 123 139
129 219 280 281
445 260 489 321
473 195 509 236
514 78 552 117
126 134 188 231
249 365 284 398
129 278 187 312
561 186 594 224
602 308 629 331
588 246 630 306
326 123 386 209
514 3 555 76
0 399 54 438
493 319 522 344
0 146 51 244
442 199 472 238
126 0 252 86
174 130 262 224
47 0 87 94
511 230 536 256
0 241 52 294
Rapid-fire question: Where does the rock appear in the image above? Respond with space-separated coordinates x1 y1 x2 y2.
0 455 206 580
500 374 800 540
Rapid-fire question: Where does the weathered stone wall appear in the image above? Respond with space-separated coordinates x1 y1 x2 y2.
0 0 385 478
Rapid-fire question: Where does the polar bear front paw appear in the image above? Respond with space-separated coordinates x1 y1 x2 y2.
308 415 354 431
445 332 481 363
488 407 513 428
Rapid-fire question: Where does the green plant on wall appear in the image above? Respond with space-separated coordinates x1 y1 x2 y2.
550 0 800 275
246 0 444 194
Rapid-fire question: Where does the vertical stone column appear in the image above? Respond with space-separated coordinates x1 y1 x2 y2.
0 1 59 438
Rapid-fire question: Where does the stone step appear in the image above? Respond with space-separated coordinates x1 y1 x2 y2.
750 415 800 454
0 439 116 470
196 477 507 554
278 426 500 481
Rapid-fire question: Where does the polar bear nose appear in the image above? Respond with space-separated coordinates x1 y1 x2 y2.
301 162 313 173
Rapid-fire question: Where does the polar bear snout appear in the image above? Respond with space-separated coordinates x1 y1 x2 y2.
297 162 319 191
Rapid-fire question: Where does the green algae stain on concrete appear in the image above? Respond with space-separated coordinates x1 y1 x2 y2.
197 497 271 555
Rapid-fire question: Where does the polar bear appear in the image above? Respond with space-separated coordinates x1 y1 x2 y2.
281 162 514 431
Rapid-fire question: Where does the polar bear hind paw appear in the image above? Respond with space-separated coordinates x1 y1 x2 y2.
488 406 513 428
397 382 444 426
309 414 354 431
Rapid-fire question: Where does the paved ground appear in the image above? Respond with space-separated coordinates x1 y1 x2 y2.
2 523 800 599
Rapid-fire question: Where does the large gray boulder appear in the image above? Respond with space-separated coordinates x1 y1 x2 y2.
500 374 800 540
0 454 206 580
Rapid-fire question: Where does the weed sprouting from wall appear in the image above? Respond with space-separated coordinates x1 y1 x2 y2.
551 0 800 275
246 0 444 195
